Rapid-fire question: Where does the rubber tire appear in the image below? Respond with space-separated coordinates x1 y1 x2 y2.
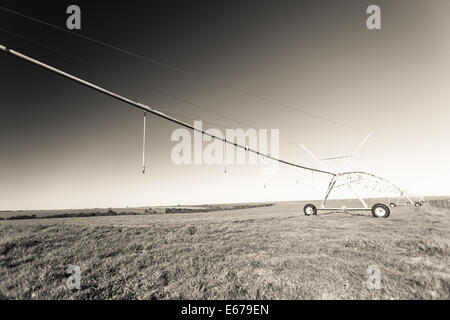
390 202 397 208
371 203 390 218
303 204 317 216
414 202 421 207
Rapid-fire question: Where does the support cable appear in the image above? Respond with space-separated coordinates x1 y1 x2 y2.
0 6 364 133
0 24 357 150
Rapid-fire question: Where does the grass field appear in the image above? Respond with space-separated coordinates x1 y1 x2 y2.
0 200 449 299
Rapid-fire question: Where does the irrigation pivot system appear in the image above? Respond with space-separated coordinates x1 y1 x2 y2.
0 44 419 218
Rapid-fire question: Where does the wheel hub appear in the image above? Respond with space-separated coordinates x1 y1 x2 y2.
374 207 386 217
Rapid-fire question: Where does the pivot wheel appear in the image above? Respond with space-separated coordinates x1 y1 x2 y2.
303 204 317 216
390 202 397 208
371 203 390 218
414 202 421 207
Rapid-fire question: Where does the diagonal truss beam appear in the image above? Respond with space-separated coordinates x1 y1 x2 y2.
0 44 336 176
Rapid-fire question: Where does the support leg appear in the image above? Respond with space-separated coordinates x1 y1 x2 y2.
321 176 336 208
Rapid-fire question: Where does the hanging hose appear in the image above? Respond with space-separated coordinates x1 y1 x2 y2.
142 111 146 173
223 139 227 174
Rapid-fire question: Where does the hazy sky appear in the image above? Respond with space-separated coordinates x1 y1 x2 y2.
0 0 449 210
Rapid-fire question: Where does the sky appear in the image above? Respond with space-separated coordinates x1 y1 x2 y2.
0 0 449 210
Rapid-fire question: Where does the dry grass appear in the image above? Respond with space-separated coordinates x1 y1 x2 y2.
0 200 449 299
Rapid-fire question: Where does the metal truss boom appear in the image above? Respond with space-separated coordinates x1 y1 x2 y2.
0 44 335 176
